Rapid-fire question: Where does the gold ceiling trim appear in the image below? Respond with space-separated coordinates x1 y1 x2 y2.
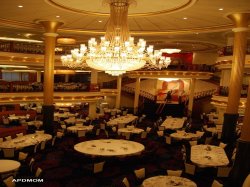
0 18 233 36
46 0 196 17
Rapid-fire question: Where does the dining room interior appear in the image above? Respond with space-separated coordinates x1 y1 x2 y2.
0 0 250 187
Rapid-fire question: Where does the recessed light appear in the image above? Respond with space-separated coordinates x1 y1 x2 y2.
219 8 223 11
56 15 60 18
98 20 102 23
18 5 23 8
183 17 188 20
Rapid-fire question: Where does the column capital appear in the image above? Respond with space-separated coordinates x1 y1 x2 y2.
39 20 63 34
226 12 250 28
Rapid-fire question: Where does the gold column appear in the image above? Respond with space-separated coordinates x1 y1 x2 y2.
241 80 250 141
115 76 122 109
134 77 140 114
188 78 196 115
226 13 250 113
224 12 250 187
88 70 98 118
40 21 63 105
40 21 63 134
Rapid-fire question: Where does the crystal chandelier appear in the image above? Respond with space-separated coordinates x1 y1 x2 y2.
61 0 177 76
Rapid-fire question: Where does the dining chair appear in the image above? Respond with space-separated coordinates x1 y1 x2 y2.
184 162 196 175
141 131 147 139
134 168 145 179
18 152 28 162
5 136 12 141
35 167 43 178
93 161 105 174
242 174 250 187
165 136 171 145
157 131 164 137
189 140 198 146
2 148 15 158
205 137 213 145
3 176 15 187
146 127 152 133
217 166 232 178
40 141 46 151
219 142 227 149
78 130 86 138
122 177 130 187
158 126 165 131
16 133 24 137
167 169 183 176
211 179 223 187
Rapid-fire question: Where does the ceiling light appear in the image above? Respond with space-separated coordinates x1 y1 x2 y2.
218 8 223 11
18 5 23 8
183 17 188 20
61 0 171 76
57 37 76 44
98 20 102 23
56 15 60 18
0 37 42 43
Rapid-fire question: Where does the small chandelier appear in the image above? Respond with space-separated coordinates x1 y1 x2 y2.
61 0 177 76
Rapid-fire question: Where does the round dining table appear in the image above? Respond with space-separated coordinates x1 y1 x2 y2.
67 125 93 133
142 175 197 187
0 159 21 174
74 139 145 157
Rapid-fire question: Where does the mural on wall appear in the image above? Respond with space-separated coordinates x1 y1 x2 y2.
156 79 188 103
163 52 193 67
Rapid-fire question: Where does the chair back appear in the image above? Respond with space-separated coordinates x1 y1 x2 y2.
118 123 126 129
3 118 10 125
242 174 250 187
184 162 196 175
2 148 15 158
78 130 86 137
167 170 182 176
5 136 12 141
35 167 42 177
165 136 171 144
3 176 15 187
217 166 232 178
122 177 130 187
146 127 152 133
158 126 165 131
40 141 46 150
16 133 24 137
205 137 213 145
93 162 105 174
189 140 198 146
134 168 145 179
157 131 164 137
56 131 64 138
34 143 39 153
211 180 223 187
51 136 57 146
141 131 147 139
219 142 227 149
100 123 106 130
18 152 28 161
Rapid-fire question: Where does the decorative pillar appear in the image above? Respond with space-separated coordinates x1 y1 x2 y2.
230 81 250 187
36 71 41 82
133 77 140 114
88 70 98 118
115 76 122 109
222 13 250 144
89 70 99 91
187 78 196 117
40 21 63 134
224 12 250 187
65 74 69 83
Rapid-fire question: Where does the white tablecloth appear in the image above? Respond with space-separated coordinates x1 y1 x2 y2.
67 125 93 133
161 118 185 130
191 145 229 167
170 131 200 140
27 120 43 128
0 133 52 149
0 160 21 174
74 139 145 156
64 118 86 125
54 112 76 119
142 176 197 187
107 115 138 126
204 125 222 134
118 127 144 134
8 115 27 121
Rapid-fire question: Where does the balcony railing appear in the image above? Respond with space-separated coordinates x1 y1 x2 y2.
218 45 250 56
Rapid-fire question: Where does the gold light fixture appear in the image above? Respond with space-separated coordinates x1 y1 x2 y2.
61 0 175 76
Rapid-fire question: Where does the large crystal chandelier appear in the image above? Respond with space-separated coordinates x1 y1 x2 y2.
61 0 175 76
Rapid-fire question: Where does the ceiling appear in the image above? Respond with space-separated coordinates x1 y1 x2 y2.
0 0 250 54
